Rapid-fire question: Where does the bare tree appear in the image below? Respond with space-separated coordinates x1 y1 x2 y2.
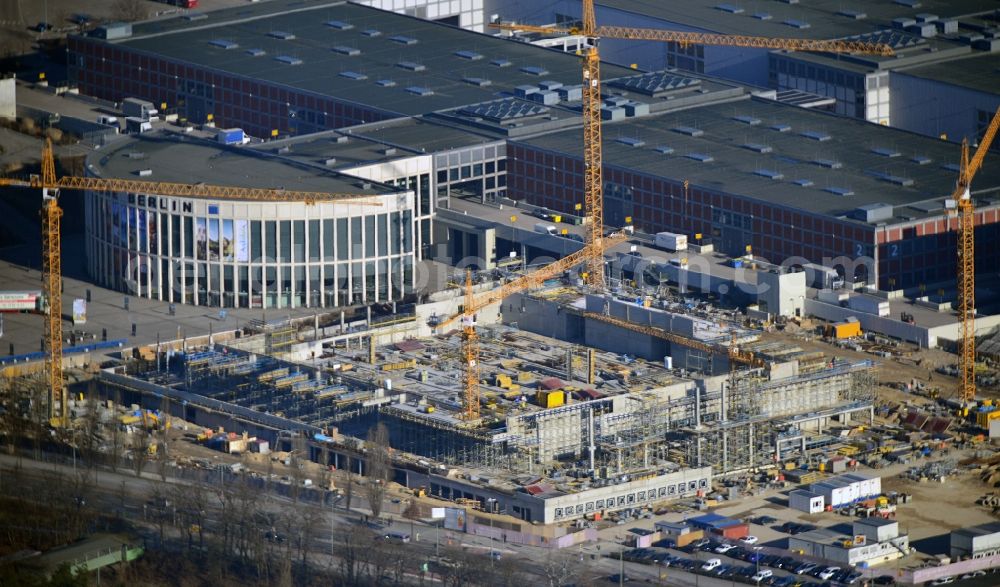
337 525 373 586
540 549 581 587
129 431 150 477
111 0 148 22
365 423 391 521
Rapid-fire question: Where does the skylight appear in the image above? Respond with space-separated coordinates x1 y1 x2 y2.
792 179 814 187
269 31 295 40
837 9 867 19
783 19 811 29
455 50 483 60
275 55 302 65
825 187 855 196
911 155 932 165
868 171 914 186
491 59 512 67
376 79 396 87
812 158 842 169
246 48 265 57
339 71 367 80
673 126 704 137
733 115 761 125
362 29 381 37
686 153 714 162
462 77 492 87
871 147 901 158
405 86 434 96
397 61 426 72
520 66 549 76
800 130 831 141
389 35 418 45
752 12 773 20
325 20 353 30
616 137 645 147
743 143 772 153
209 39 238 50
332 46 360 56
754 169 784 180
771 123 792 132
715 4 744 14
654 146 674 155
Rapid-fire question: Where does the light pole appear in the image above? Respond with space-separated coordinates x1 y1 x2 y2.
754 546 761 577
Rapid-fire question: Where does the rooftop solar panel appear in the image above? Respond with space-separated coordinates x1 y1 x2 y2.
608 72 699 97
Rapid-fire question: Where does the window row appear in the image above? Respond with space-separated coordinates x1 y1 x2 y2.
552 478 709 519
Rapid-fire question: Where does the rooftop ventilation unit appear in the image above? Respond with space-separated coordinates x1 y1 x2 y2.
209 39 238 50
653 145 674 155
686 153 714 162
783 19 811 29
269 31 295 40
332 46 360 56
491 58 512 67
715 4 744 14
520 66 549 76
754 169 783 180
616 137 645 147
871 147 901 157
246 48 265 57
743 143 772 153
455 50 483 60
397 61 426 72
325 20 353 30
800 130 831 141
771 123 792 132
812 158 842 169
825 186 855 196
381 147 397 156
405 86 434 96
339 71 367 80
673 126 704 137
362 29 381 37
389 35 418 45
275 55 303 65
376 79 396 87
733 115 761 125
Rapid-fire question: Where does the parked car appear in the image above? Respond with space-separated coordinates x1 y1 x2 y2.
702 558 722 571
930 578 954 585
607 573 631 583
754 515 779 525
752 569 774 583
740 535 759 545
871 575 895 585
818 567 841 581
714 543 737 554
794 562 817 575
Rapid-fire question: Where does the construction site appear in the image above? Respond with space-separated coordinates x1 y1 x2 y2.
1 0 998 543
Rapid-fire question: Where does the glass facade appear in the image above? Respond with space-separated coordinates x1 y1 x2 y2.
84 192 416 309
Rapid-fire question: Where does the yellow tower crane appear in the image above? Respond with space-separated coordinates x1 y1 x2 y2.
952 106 1000 404
0 140 381 427
435 232 630 419
493 1 893 289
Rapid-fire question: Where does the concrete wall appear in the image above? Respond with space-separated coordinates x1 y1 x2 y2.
501 292 583 343
0 77 15 119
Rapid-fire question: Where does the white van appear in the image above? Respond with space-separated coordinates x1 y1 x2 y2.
752 569 773 583
96 115 119 126
701 558 721 571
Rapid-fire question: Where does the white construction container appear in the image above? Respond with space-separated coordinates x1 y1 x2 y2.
654 231 688 252
790 490 825 513
848 295 890 317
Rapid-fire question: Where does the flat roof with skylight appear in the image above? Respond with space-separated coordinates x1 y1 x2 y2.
517 95 1000 222
95 0 636 118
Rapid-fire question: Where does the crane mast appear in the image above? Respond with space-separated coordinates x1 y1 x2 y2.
954 106 1000 404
